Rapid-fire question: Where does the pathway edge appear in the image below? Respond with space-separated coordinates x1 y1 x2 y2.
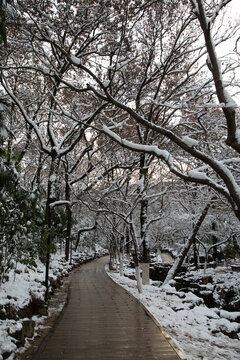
105 267 187 360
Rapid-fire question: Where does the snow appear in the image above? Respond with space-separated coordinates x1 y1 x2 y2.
0 261 45 309
219 310 240 322
0 322 17 359
0 127 8 138
222 88 238 109
49 174 56 182
50 200 71 208
107 266 240 360
102 80 110 88
138 177 144 192
0 261 46 360
102 125 173 166
182 136 199 148
235 129 240 145
189 169 208 180
70 55 81 66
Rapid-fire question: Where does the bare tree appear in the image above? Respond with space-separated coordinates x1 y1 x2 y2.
1 0 239 289
81 1 240 221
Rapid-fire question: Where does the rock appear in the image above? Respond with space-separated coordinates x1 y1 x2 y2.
220 325 240 339
141 263 150 285
38 306 48 316
201 275 213 284
9 319 36 346
8 324 23 347
124 274 136 280
31 294 48 316
21 319 35 341
0 304 6 320
4 303 18 320
149 263 171 282
3 274 9 282
14 269 22 274
219 310 240 324
2 350 12 359
199 290 215 308
215 284 240 312
231 265 240 272
17 302 34 319
171 274 218 308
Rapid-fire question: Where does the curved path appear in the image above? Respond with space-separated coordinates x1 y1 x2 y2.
33 257 181 360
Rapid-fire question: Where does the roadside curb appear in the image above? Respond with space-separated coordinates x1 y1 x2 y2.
140 303 187 360
106 268 187 360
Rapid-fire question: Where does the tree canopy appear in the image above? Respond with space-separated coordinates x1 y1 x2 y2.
0 0 239 290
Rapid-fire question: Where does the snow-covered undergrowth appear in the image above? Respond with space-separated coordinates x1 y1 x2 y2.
0 249 105 360
107 266 240 360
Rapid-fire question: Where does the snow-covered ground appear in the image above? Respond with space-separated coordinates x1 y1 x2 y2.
107 266 240 360
0 259 46 360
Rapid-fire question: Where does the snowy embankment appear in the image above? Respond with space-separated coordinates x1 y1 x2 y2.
0 249 106 360
107 266 240 360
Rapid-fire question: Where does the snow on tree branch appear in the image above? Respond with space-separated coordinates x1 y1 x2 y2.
0 72 51 155
102 125 173 166
193 0 240 153
49 200 72 208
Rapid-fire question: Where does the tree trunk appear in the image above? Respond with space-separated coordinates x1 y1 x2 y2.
139 154 150 286
135 266 142 293
141 262 150 285
43 155 59 301
109 235 115 271
125 226 130 260
139 154 150 263
193 239 198 269
65 170 72 262
65 205 72 262
204 249 209 274
212 221 218 261
119 252 124 276
164 203 210 285
119 236 124 276
130 222 142 293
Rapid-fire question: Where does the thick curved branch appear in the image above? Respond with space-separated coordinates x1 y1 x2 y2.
0 72 51 155
192 0 239 152
91 87 240 214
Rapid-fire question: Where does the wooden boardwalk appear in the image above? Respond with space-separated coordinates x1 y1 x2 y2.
33 257 182 360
